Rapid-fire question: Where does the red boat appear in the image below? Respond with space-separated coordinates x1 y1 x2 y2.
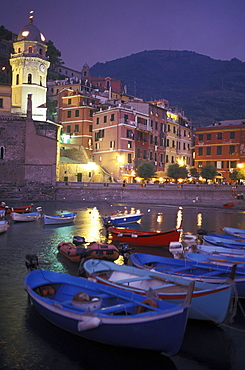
108 227 182 247
0 204 33 214
57 241 120 263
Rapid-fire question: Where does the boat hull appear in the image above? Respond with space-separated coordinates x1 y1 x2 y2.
108 227 181 247
130 253 245 298
103 213 143 226
0 205 32 214
58 241 120 263
84 259 233 322
11 211 41 222
24 269 190 354
43 213 77 225
223 227 245 239
197 244 245 257
186 252 245 268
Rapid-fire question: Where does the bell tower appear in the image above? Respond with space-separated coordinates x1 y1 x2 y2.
9 11 50 121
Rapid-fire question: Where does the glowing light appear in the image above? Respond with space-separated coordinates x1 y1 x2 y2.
197 212 202 228
237 163 244 169
87 162 97 171
22 30 29 37
117 155 123 163
40 33 46 42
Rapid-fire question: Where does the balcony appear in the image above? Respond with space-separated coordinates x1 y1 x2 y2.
119 119 136 126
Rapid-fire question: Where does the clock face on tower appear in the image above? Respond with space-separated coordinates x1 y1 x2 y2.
39 64 45 73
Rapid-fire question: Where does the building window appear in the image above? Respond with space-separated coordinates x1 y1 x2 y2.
150 151 153 160
89 124 92 132
217 146 222 155
28 73 32 84
67 111 71 118
67 125 71 133
198 161 202 168
77 173 82 182
128 141 132 149
166 139 169 147
90 110 93 117
28 46 33 53
0 146 4 159
207 133 211 140
16 74 19 85
230 132 235 139
40 76 42 86
137 148 141 158
128 153 132 163
126 129 133 139
143 150 147 159
206 146 211 155
229 145 235 154
0 98 3 108
110 141 115 149
230 161 237 168
110 113 114 121
68 98 71 105
183 143 186 150
103 116 107 123
74 125 79 133
198 147 203 156
217 132 222 140
171 156 174 163
166 155 169 163
75 110 79 117
172 140 175 148
198 134 203 141
124 114 128 122
155 122 158 130
96 117 99 124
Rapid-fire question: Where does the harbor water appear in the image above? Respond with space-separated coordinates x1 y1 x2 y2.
0 200 245 370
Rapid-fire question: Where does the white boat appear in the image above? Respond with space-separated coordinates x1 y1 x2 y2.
11 211 41 222
223 226 245 239
197 244 245 258
0 220 9 233
43 212 77 225
0 210 5 219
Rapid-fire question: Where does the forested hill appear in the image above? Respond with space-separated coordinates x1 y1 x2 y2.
90 50 245 127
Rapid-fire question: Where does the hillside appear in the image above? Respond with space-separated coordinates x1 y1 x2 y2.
90 50 245 126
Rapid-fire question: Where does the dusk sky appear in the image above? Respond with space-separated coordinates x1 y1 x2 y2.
2 0 245 71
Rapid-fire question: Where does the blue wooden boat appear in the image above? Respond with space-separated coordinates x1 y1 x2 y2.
130 253 245 298
43 212 77 225
102 212 144 226
223 226 245 239
202 234 245 249
197 244 245 258
84 259 234 322
185 252 245 268
24 269 193 354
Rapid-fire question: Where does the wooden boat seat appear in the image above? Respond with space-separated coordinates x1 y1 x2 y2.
113 276 151 284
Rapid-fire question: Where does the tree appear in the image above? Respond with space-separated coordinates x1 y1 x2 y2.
0 25 12 41
136 161 155 181
167 164 188 183
46 40 64 74
200 164 217 183
230 168 245 183
190 167 199 177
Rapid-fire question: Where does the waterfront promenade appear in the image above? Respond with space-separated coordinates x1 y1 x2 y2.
55 182 245 209
1 181 245 209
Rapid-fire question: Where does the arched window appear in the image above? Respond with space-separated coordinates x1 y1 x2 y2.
40 76 42 86
18 47 21 53
0 146 5 159
39 48 42 55
28 46 33 53
16 74 19 85
28 74 32 84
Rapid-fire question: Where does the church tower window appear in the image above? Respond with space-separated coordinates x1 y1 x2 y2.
16 74 19 85
28 46 33 53
28 74 32 84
